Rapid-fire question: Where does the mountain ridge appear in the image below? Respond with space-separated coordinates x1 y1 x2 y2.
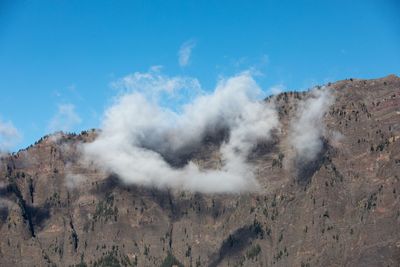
1 75 399 266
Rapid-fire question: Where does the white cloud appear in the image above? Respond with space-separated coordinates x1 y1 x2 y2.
75 67 337 193
111 66 201 96
269 84 286 95
0 117 22 153
48 104 82 133
82 70 279 193
288 87 334 162
111 66 202 110
178 39 196 67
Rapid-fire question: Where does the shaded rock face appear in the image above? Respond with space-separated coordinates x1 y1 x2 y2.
0 75 400 267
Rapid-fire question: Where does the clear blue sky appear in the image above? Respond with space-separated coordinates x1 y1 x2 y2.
0 0 399 151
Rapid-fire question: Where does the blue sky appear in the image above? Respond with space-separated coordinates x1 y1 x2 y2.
0 0 399 151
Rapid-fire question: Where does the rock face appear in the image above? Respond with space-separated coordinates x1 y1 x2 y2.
1 75 400 267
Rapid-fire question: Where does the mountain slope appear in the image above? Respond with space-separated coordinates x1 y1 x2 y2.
0 75 399 267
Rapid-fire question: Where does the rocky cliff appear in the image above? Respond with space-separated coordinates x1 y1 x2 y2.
0 75 399 267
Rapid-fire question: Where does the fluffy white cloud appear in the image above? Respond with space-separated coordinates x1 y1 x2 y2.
48 104 82 132
80 67 336 192
83 71 279 193
0 117 22 153
288 87 334 162
178 39 196 67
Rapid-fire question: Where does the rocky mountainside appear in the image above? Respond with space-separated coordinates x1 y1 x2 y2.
1 75 400 267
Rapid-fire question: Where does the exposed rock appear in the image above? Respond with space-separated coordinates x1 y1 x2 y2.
0 75 399 266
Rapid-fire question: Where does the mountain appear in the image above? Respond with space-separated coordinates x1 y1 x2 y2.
1 75 399 267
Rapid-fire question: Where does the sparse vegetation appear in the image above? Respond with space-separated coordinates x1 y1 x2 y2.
93 194 119 222
160 252 184 267
246 244 261 260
